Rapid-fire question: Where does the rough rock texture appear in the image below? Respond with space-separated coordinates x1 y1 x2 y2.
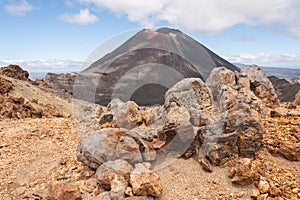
225 102 264 158
0 65 30 81
77 128 153 169
206 67 237 104
44 182 82 200
0 76 13 94
240 65 279 107
108 99 151 129
116 136 143 164
130 163 162 197
95 159 133 190
164 78 213 112
270 107 289 117
292 90 300 106
230 158 259 186
45 72 77 92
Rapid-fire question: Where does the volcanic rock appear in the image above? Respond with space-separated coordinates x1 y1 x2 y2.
292 90 300 106
240 65 279 107
164 78 213 112
0 76 13 94
130 163 162 197
108 99 150 129
0 65 30 81
44 182 82 200
116 136 143 164
77 128 154 169
95 159 133 190
230 158 259 186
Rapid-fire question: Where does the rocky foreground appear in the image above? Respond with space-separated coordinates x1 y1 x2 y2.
0 65 300 200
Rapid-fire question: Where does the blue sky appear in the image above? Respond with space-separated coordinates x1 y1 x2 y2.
1 0 300 72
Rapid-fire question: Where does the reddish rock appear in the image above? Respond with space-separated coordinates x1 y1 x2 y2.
0 65 30 81
95 159 133 191
230 158 259 186
130 164 162 197
44 182 81 200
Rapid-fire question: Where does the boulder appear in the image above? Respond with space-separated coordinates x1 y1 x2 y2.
130 163 162 197
77 128 153 169
116 136 143 164
240 65 279 107
44 182 82 200
230 158 259 186
163 103 190 125
206 67 237 103
108 99 150 129
198 120 239 165
225 101 264 158
164 78 213 111
190 108 213 127
95 159 133 191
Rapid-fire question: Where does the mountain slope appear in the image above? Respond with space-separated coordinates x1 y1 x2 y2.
77 28 239 106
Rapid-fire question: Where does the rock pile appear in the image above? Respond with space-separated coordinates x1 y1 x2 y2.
0 65 30 81
73 65 281 199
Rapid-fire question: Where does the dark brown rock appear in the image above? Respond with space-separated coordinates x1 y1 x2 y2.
0 65 30 81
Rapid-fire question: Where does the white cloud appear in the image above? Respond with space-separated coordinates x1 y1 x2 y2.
59 9 99 25
5 0 33 16
224 53 300 67
79 0 300 37
0 59 84 72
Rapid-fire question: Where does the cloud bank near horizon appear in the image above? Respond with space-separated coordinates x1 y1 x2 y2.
1 53 300 74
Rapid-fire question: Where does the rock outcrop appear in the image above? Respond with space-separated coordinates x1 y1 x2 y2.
0 65 30 81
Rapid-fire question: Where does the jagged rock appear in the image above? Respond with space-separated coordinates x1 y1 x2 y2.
77 128 154 169
190 108 213 127
240 65 279 107
292 90 300 106
230 158 259 186
216 85 240 111
116 136 143 164
108 99 150 129
130 163 162 197
206 67 237 103
275 141 300 161
270 107 289 117
225 101 264 158
199 158 213 172
95 159 133 191
164 103 190 125
110 175 128 199
0 65 30 81
0 76 13 94
164 78 213 111
198 121 239 165
155 121 195 158
44 182 82 200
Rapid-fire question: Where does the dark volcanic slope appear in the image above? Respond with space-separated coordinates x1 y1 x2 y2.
77 28 239 106
269 76 300 102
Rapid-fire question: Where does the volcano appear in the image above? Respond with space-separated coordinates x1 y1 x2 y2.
75 28 239 106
